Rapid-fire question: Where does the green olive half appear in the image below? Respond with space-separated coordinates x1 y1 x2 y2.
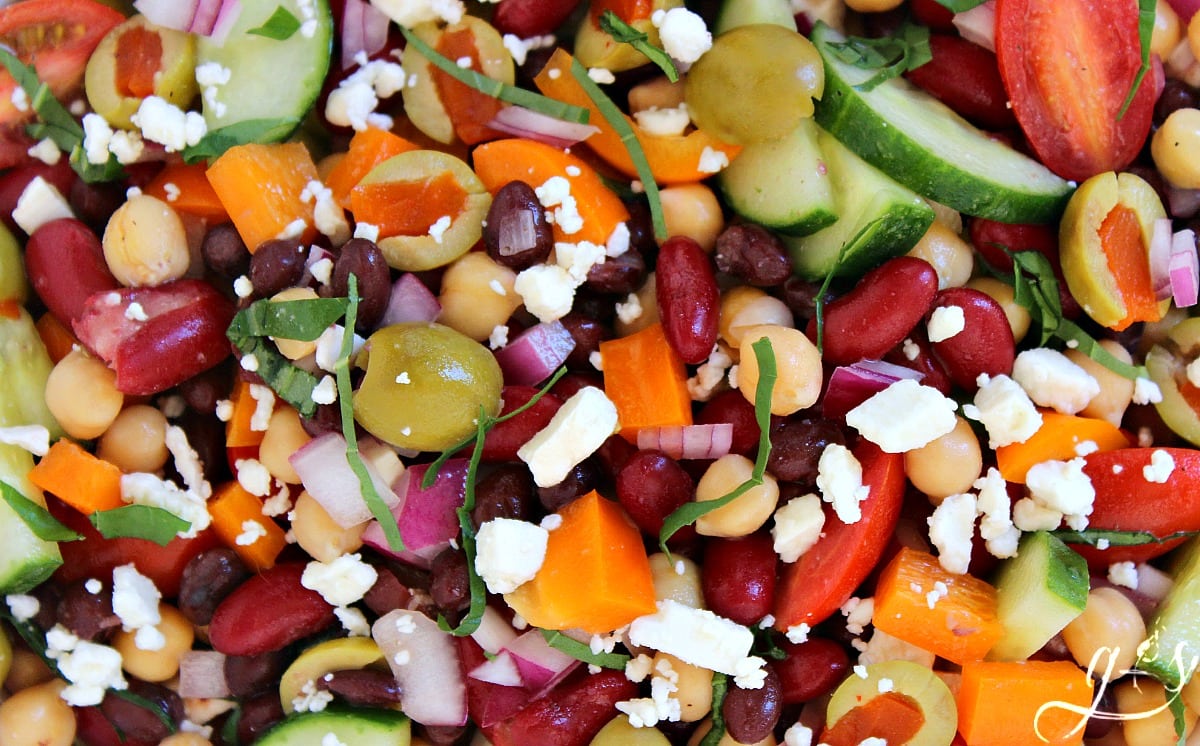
1146 317 1200 446
85 15 198 129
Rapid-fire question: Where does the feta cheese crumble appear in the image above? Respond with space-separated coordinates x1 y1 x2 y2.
474 518 549 594
815 444 869 524
518 386 619 487
1012 348 1099 415
845 379 958 453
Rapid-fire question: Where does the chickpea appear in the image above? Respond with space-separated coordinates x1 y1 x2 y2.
437 252 522 342
160 735 213 746
4 647 54 692
655 652 713 723
845 0 903 12
615 271 660 337
112 603 194 682
97 404 169 473
1118 678 1197 746
907 220 973 289
1065 341 1135 427
257 405 311 484
724 295 794 349
905 416 983 502
45 348 124 440
103 194 191 287
628 76 686 113
736 325 822 415
1189 8 1200 63
270 287 321 360
292 490 366 562
694 454 778 538
648 553 704 608
0 679 76 746
967 277 1031 343
1152 107 1200 189
660 183 724 252
1061 587 1146 675
719 286 769 344
1155 0 1183 59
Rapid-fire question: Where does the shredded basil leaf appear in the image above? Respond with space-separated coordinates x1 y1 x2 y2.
930 0 989 10
228 297 350 342
89 505 189 546
1169 689 1188 746
753 625 788 661
541 629 631 669
225 335 324 418
599 10 679 82
336 275 406 554
183 118 298 162
1053 528 1200 547
399 26 589 125
221 706 243 746
0 479 81 542
699 673 730 746
825 22 932 92
247 6 302 40
569 58 667 240
659 338 776 552
438 409 489 636
814 240 855 354
1119 0 1157 119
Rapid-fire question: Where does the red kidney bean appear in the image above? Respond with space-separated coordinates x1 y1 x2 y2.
883 328 954 395
656 235 720 364
714 223 793 287
616 449 695 536
225 649 288 698
697 389 762 456
480 386 563 462
178 547 250 625
472 463 536 527
929 287 1016 392
74 704 154 746
331 237 391 332
249 238 307 297
593 432 638 482
485 669 638 746
492 0 584 37
56 580 120 641
767 418 847 484
201 222 251 278
722 666 782 744
484 180 553 270
0 159 75 233
905 34 1016 130
968 218 1082 318
550 371 603 401
430 546 472 614
911 0 957 29
318 668 404 708
72 279 237 395
773 636 850 704
25 218 119 326
99 680 183 744
701 532 777 625
208 563 335 656
820 256 939 366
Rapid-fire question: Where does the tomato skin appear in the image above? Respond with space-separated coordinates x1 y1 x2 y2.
773 441 905 630
0 0 125 126
905 34 1017 131
1073 448 1200 565
994 0 1160 182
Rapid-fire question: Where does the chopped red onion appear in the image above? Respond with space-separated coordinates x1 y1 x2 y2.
468 652 525 687
953 1 996 52
487 106 601 149
340 0 391 70
1168 0 1200 22
189 0 222 35
381 273 442 326
209 0 242 45
361 460 470 567
178 651 229 699
470 605 518 654
373 609 468 726
503 629 580 694
289 432 400 528
823 359 925 420
493 321 576 386
637 423 734 461
1150 218 1175 301
133 0 201 31
1170 228 1199 307
134 0 239 38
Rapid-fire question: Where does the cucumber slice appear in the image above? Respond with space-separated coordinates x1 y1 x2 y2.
196 0 332 143
783 126 934 280
988 531 1088 662
810 22 1073 225
256 707 410 746
714 0 798 34
718 117 836 236
0 445 63 594
1138 537 1200 689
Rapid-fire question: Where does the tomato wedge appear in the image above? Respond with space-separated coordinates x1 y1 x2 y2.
0 0 124 127
994 0 1159 182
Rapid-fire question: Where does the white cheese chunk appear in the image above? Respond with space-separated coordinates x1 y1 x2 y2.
627 599 754 676
771 494 825 562
518 386 618 487
927 493 977 574
13 175 73 235
815 444 869 524
301 553 377 607
1012 348 1099 414
845 379 958 453
962 374 1042 448
926 305 965 343
475 518 549 594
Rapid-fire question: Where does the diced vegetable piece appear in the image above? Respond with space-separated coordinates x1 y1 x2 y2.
144 162 228 222
473 137 630 247
485 668 638 746
872 547 1005 665
989 531 1088 661
225 379 268 450
995 411 1130 483
255 707 410 746
957 660 1092 746
0 307 61 437
34 312 76 364
373 608 467 726
534 48 742 185
0 444 63 593
504 490 656 633
0 219 26 304
1138 535 1200 689
208 481 288 571
325 127 420 209
28 439 124 514
824 661 954 746
599 323 692 443
206 141 320 252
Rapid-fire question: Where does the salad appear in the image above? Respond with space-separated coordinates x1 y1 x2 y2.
0 0 1199 743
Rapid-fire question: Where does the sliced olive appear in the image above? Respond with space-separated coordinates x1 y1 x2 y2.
278 637 389 713
573 0 684 72
1146 317 1200 446
85 15 198 129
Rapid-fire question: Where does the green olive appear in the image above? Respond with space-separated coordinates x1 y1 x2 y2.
1146 317 1200 446
353 323 502 452
85 15 198 129
279 637 389 713
826 660 957 746
573 0 683 72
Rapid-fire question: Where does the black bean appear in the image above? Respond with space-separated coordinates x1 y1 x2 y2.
363 565 416 617
586 248 645 294
28 583 60 631
100 679 184 744
178 360 234 416
558 312 611 371
472 464 536 527
69 179 125 233
202 222 251 279
225 649 288 698
483 181 553 270
173 409 231 485
537 459 599 512
178 548 249 626
767 418 848 484
331 238 391 332
56 580 120 641
317 668 403 707
249 239 307 297
301 401 344 437
430 548 471 614
721 666 782 744
780 275 829 323
1156 79 1200 126
237 692 286 744
715 224 793 286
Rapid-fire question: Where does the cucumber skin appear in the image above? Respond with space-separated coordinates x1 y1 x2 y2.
811 25 1073 225
1138 537 1200 689
988 531 1087 662
256 707 411 746
0 445 62 594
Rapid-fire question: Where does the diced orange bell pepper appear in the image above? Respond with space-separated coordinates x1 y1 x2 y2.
599 323 692 442
208 481 287 571
958 660 1093 746
996 411 1131 483
144 162 228 222
29 439 124 515
206 142 319 252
